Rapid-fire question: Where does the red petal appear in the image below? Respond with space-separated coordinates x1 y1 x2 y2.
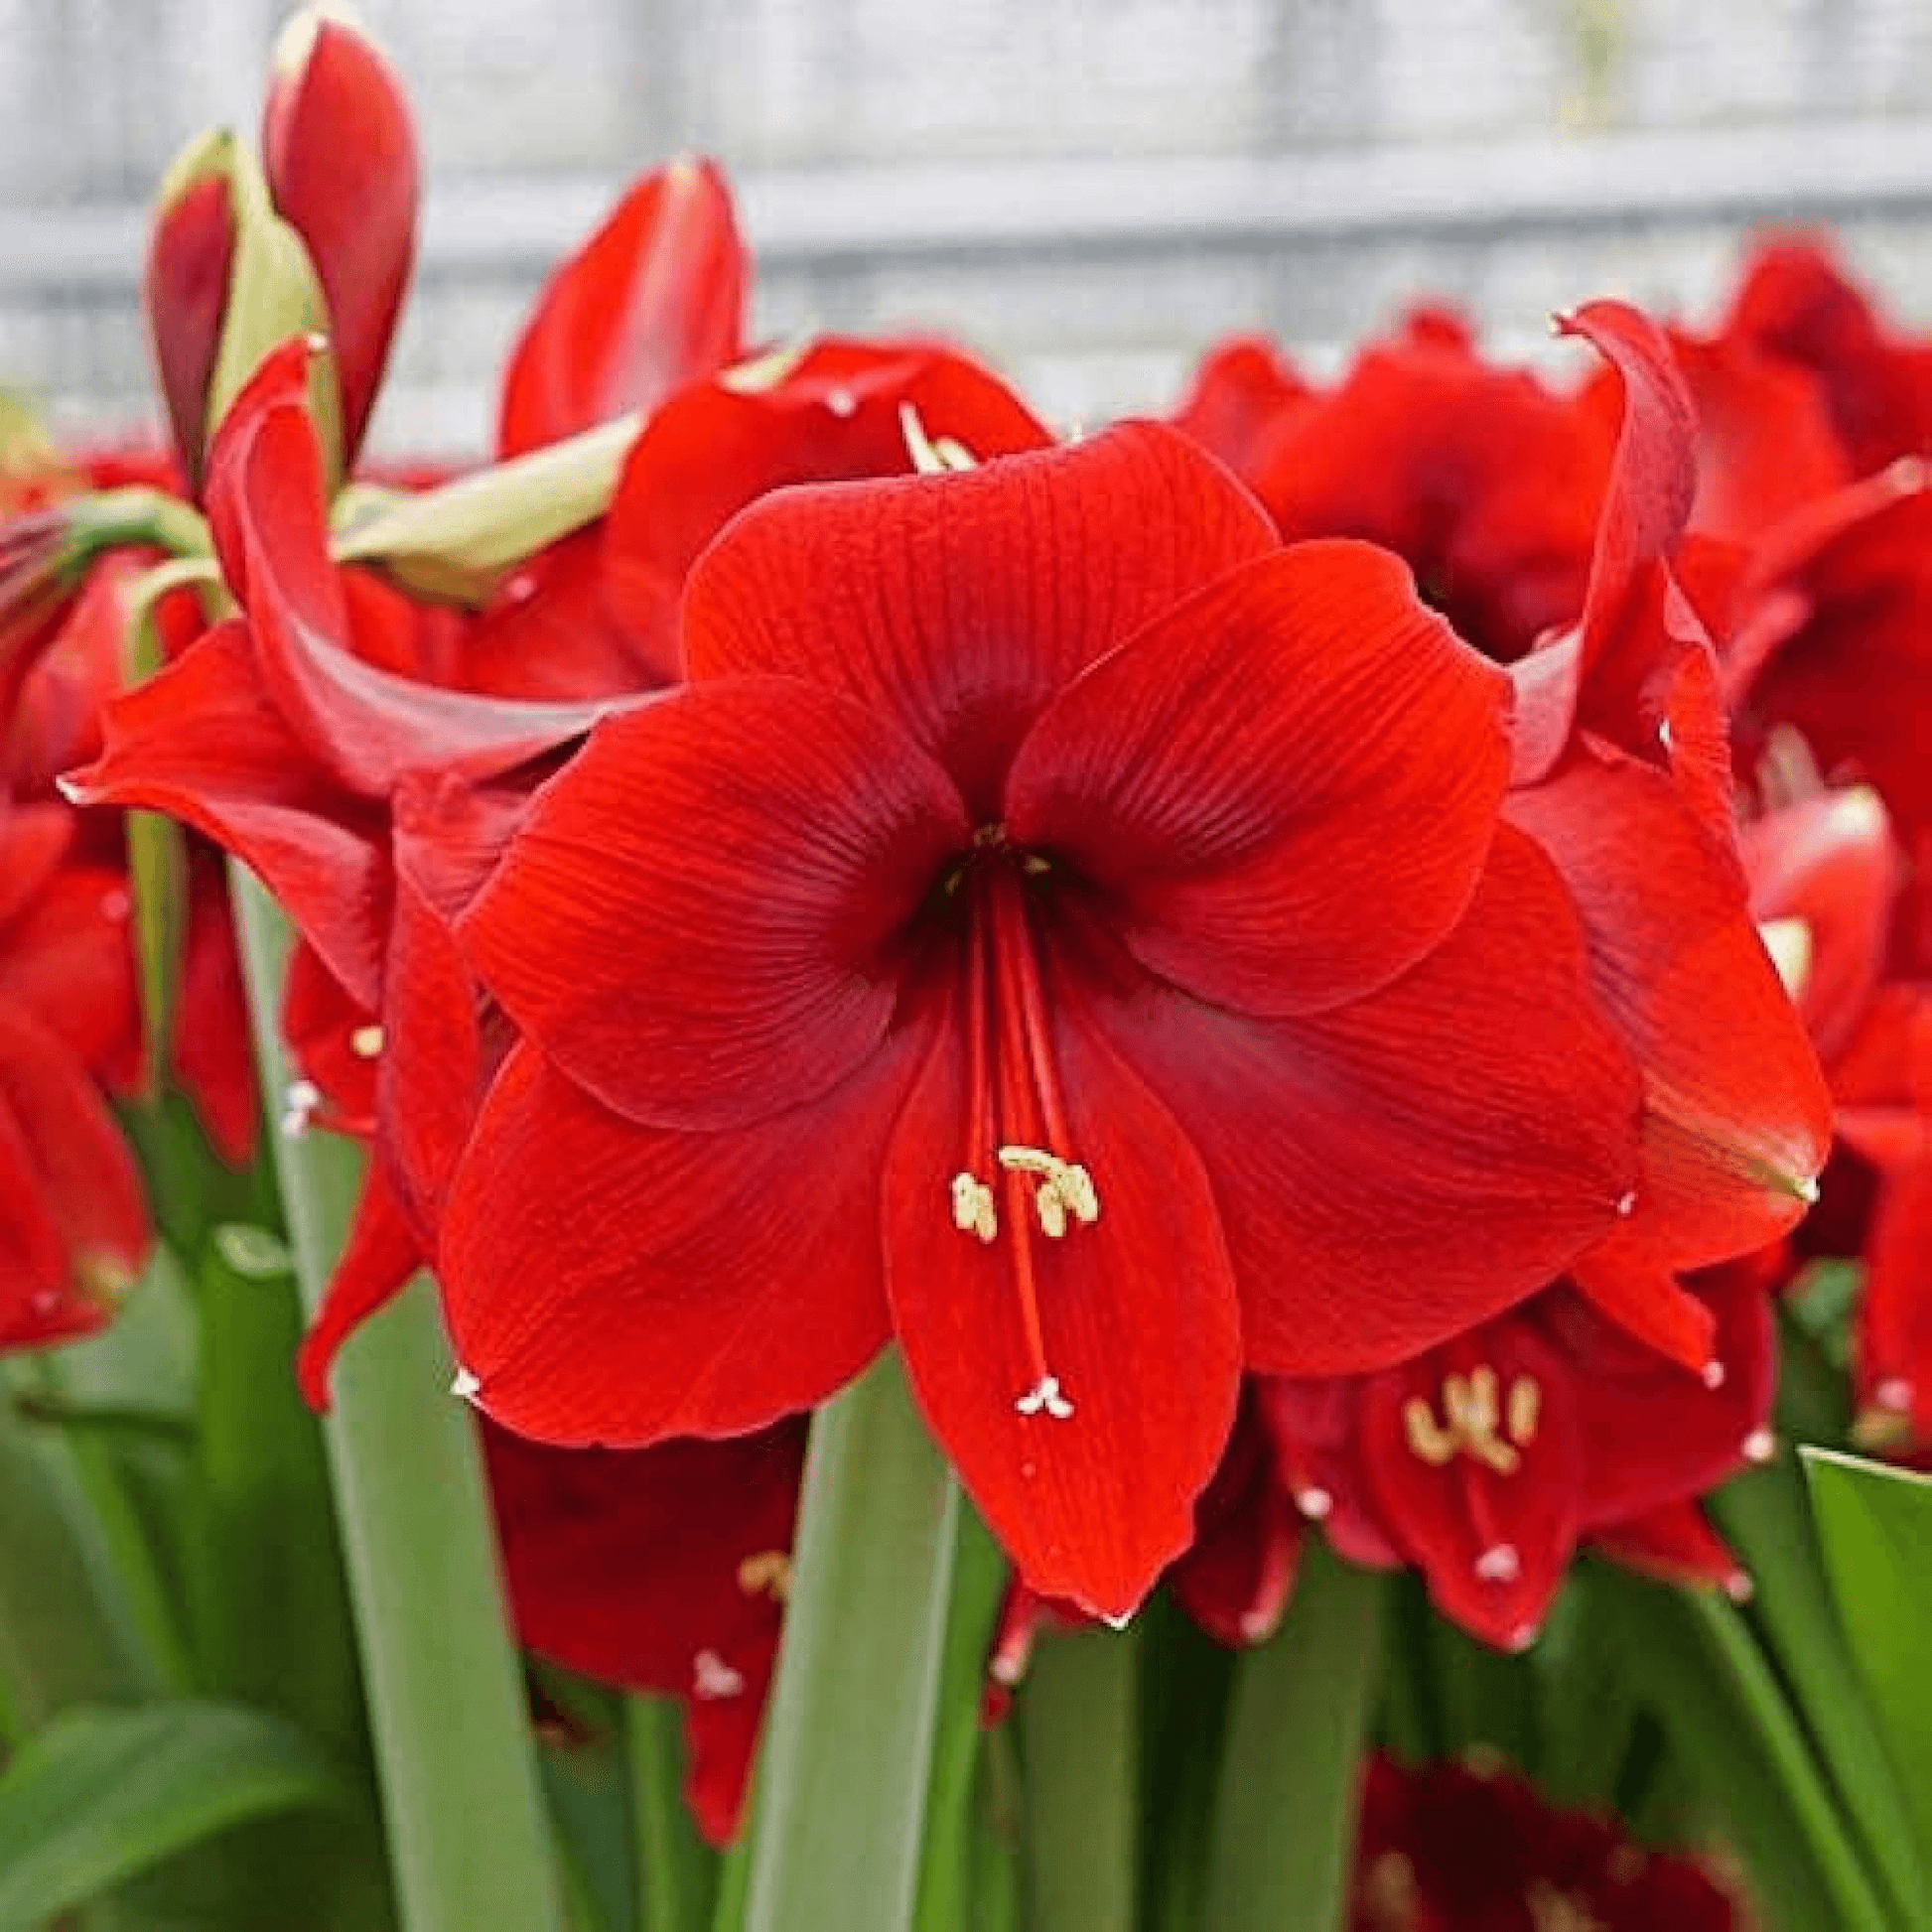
0 865 139 1081
295 1158 421 1412
883 978 1243 1620
0 1010 150 1311
680 422 1278 818
438 1031 922 1444
63 620 391 1009
1588 1500 1746 1596
1741 788 1898 1063
170 851 258 1167
1507 749 1832 1261
604 337 1051 681
1169 335 1311 483
462 678 967 1132
262 15 418 462
1255 1378 1403 1571
1166 1395 1305 1646
1358 1322 1584 1651
497 159 746 458
0 801 73 926
1006 540 1510 1017
1108 826 1640 1375
207 346 623 798
1511 303 1700 783
1553 1267 1775 1525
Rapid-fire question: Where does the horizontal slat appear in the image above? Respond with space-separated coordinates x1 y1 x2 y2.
6 115 1932 299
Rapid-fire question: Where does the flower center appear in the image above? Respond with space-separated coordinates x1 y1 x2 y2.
948 850 1099 1423
1401 1365 1541 1475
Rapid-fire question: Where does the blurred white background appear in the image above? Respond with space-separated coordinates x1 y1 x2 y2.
5 0 1932 453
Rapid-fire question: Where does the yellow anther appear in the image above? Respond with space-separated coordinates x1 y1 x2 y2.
1402 1396 1458 1466
736 1550 793 1602
950 1173 998 1243
1506 1374 1541 1448
997 1147 1100 1240
1404 1368 1525 1474
349 1024 385 1058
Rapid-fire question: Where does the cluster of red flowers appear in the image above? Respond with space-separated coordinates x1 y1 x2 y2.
7 10 1929 1866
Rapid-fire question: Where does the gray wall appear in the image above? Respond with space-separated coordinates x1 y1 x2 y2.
6 0 1932 454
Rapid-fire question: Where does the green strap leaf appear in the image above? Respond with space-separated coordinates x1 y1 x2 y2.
0 1701 342 1925
1020 1624 1140 1932
1715 1457 1929 1923
1800 1447 1932 1866
743 1350 958 1932
1201 1542 1383 1932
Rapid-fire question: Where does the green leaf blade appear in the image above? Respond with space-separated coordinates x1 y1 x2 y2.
0 1702 342 1926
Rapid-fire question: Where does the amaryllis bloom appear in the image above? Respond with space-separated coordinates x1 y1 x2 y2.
1351 1753 1742 1931
1263 1262 1773 1651
483 1417 805 1845
444 420 1645 1616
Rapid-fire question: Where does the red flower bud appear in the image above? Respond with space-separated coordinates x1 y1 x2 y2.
262 11 419 464
143 135 238 494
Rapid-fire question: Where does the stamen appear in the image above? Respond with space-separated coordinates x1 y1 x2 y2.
1505 1374 1541 1448
737 1550 794 1601
349 1024 385 1058
951 1173 998 1242
1402 1395 1457 1466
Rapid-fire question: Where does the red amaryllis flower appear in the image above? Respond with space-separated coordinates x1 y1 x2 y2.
444 421 1642 1616
483 1417 805 1845
1351 1753 1743 1930
1263 1261 1772 1651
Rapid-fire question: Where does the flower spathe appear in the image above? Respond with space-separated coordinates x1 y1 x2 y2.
445 421 1644 1618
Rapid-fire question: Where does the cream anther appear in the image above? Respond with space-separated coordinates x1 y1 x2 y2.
1016 1373 1074 1421
950 1172 998 1243
1403 1367 1541 1473
737 1550 794 1601
349 1024 385 1058
998 1146 1099 1238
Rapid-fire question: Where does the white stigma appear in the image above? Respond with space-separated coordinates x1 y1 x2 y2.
451 1366 482 1403
1475 1542 1521 1583
1016 1374 1074 1421
281 1079 322 1140
692 1649 746 1701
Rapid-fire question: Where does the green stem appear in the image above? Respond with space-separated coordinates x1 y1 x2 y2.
1020 1625 1139 1932
627 1695 712 1932
1202 1544 1383 1932
232 873 567 1932
742 1351 959 1932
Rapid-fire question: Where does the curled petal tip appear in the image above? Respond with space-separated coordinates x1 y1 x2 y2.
1701 1359 1726 1391
1505 1621 1538 1653
1100 1610 1134 1632
53 771 96 806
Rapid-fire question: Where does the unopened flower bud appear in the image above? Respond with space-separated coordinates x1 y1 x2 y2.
263 10 419 465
